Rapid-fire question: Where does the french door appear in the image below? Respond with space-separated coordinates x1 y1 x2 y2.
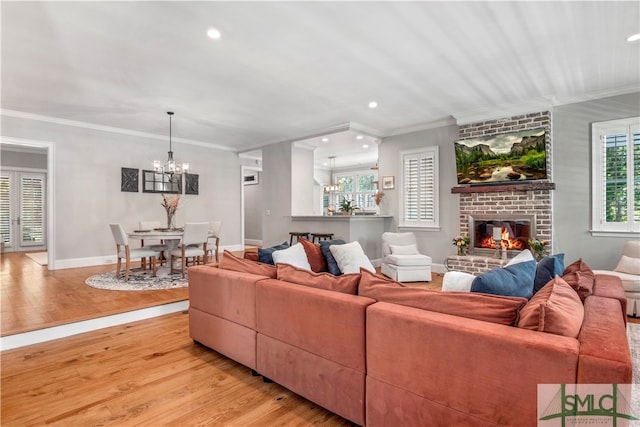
0 171 46 252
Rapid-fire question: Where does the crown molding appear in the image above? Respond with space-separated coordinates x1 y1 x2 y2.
386 116 457 136
0 109 234 151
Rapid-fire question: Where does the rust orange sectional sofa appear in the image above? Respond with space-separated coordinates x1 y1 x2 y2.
187 253 632 427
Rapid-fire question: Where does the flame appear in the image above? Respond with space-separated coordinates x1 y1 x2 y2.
477 227 526 250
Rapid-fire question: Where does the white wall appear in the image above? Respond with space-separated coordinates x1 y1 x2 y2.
553 91 640 269
261 141 293 247
243 172 262 242
1 114 243 267
291 146 315 216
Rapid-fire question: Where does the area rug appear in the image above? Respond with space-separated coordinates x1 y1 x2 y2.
627 323 640 418
26 251 48 265
85 267 187 291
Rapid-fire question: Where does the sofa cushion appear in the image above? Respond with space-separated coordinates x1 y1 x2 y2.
470 260 536 299
534 254 565 294
298 238 328 273
615 255 640 275
219 250 277 278
506 249 535 266
276 263 360 294
389 244 419 255
358 269 527 326
383 253 432 266
258 242 289 265
319 239 346 275
330 241 375 274
562 259 594 301
517 276 584 338
271 243 311 270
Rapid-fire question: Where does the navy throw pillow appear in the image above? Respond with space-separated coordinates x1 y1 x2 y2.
319 239 346 275
533 253 565 294
471 260 536 299
258 242 289 265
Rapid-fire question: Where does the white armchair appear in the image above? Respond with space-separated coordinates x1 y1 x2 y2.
381 232 432 282
594 240 640 317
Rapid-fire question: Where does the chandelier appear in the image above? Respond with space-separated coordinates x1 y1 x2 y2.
154 111 189 175
323 156 340 193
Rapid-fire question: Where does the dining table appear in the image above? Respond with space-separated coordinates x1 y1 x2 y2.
128 228 216 253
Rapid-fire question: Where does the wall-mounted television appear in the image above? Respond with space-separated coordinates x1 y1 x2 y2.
454 127 547 185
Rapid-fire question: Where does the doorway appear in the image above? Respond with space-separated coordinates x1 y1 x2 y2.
0 170 47 252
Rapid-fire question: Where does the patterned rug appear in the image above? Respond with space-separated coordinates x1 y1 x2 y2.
85 267 187 291
627 323 640 419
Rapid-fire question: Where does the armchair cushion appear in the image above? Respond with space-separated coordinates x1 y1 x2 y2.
383 254 432 266
615 255 640 275
389 244 419 255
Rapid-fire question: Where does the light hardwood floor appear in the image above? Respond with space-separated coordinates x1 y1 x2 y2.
1 252 188 336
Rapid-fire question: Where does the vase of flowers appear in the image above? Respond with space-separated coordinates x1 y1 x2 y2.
340 198 356 215
161 194 180 229
528 238 547 261
452 235 470 256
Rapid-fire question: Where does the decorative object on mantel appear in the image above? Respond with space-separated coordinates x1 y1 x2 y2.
452 234 470 256
528 238 547 261
120 167 138 192
161 193 180 229
154 112 190 175
184 173 199 195
451 182 556 193
382 176 395 190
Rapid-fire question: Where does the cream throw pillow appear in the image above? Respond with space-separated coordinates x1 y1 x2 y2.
272 243 311 271
442 271 476 292
329 241 375 274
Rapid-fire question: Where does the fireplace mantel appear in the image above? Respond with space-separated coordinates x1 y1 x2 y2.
451 182 555 194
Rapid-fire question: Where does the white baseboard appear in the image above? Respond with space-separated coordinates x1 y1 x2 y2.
0 301 189 351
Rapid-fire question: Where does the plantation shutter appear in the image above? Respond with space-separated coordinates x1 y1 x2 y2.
592 118 640 233
0 175 11 246
20 175 45 245
401 147 439 228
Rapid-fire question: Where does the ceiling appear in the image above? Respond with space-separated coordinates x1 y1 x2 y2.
2 1 639 164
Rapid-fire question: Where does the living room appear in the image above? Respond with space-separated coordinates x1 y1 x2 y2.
1 1 639 425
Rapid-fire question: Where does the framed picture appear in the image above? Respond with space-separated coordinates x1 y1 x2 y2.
244 171 259 185
121 167 139 192
382 176 395 190
185 173 199 195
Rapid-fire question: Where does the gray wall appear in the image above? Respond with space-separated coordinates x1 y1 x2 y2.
261 141 293 247
553 91 640 269
244 172 262 242
378 123 460 266
1 114 242 265
1 147 47 169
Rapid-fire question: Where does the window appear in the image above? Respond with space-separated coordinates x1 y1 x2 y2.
333 170 377 211
592 117 640 234
400 146 439 229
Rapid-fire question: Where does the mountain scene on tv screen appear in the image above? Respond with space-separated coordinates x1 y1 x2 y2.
455 128 547 184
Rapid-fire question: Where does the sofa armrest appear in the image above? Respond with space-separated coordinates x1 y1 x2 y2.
593 274 627 324
577 295 632 383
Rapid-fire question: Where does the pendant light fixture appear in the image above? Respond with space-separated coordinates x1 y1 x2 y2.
323 156 340 193
154 111 189 175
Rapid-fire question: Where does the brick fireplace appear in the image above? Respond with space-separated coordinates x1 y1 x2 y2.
447 111 554 274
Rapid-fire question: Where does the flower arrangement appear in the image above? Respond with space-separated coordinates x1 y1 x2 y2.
528 238 547 260
452 234 470 256
374 191 385 206
161 194 181 229
339 198 357 215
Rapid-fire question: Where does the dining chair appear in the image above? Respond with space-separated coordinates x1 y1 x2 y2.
169 222 210 278
138 220 168 267
207 221 222 262
109 224 160 281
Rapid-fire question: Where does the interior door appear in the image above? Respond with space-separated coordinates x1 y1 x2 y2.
0 171 46 252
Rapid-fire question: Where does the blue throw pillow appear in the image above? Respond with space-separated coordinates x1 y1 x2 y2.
533 253 565 294
319 239 346 275
258 242 289 265
471 260 536 299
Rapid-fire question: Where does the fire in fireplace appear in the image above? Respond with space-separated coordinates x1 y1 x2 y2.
468 214 536 255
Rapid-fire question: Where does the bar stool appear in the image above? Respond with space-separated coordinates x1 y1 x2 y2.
289 232 310 245
311 233 334 243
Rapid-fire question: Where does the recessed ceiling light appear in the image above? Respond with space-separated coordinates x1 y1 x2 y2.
627 33 640 42
362 144 369 148
207 27 222 40
321 137 329 142
356 135 363 140
368 101 378 109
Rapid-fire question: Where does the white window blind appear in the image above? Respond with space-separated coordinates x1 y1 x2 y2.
333 170 377 211
0 175 11 246
592 117 640 234
20 175 45 245
400 146 439 228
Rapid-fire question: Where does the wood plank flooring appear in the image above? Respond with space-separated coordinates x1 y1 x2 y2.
1 311 351 426
1 252 188 336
